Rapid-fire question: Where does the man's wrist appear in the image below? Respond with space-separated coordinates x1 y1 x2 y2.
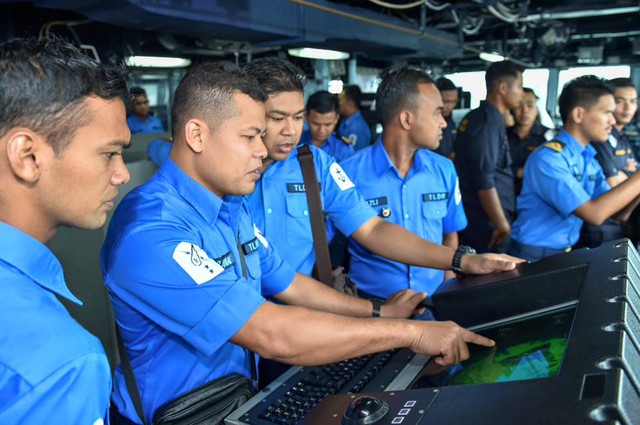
452 245 476 274
371 299 382 317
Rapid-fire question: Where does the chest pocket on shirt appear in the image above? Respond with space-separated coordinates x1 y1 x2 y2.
421 199 447 219
241 239 262 281
285 194 313 244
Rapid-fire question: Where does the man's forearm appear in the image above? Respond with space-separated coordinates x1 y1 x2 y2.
274 273 375 318
477 187 509 229
232 302 417 365
352 217 455 270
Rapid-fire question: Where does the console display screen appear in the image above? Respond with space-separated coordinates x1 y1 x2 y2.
410 307 576 388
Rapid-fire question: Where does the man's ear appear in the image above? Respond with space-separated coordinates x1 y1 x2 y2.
399 110 413 131
184 119 207 153
5 129 43 183
571 107 585 125
498 80 508 97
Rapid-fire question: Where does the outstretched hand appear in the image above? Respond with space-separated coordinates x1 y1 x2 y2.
460 253 525 275
410 320 495 366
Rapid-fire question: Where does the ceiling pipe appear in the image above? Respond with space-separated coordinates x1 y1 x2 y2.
520 6 640 22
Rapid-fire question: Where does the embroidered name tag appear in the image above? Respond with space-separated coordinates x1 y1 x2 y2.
242 237 260 256
367 196 388 207
213 252 234 270
286 183 321 193
422 192 449 202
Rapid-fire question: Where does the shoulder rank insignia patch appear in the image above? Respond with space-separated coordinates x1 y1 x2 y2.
544 141 565 152
458 118 469 133
340 136 351 145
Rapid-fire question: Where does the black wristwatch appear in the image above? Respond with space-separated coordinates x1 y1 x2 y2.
452 245 476 275
371 299 382 317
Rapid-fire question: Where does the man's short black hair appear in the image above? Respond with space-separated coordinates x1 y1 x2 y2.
341 85 363 109
243 57 306 96
523 87 538 98
558 75 614 124
172 61 267 140
0 37 130 156
375 66 435 126
130 86 147 98
485 60 524 92
306 90 339 114
436 77 457 93
609 77 636 91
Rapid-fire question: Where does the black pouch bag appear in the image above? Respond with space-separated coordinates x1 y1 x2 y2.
152 373 256 425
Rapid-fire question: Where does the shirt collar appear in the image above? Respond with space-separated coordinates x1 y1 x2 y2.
480 101 505 126
299 130 312 146
344 111 363 126
0 222 82 305
371 135 427 177
157 158 230 226
556 129 596 159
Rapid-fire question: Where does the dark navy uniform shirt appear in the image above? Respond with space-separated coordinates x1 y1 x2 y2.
433 114 456 158
592 126 638 178
0 222 111 424
101 159 295 424
508 121 552 194
340 138 467 297
339 111 372 151
299 130 355 162
454 101 515 221
246 145 376 276
511 130 610 249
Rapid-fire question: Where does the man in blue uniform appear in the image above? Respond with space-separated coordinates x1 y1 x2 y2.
339 84 372 151
127 87 165 134
433 77 459 160
578 78 639 248
0 37 131 424
246 57 519 279
510 76 640 262
508 88 554 195
101 62 495 424
300 90 354 162
341 66 467 300
454 61 524 253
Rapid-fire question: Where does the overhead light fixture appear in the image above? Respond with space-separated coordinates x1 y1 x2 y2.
288 48 349 60
479 52 506 62
328 80 343 94
125 55 191 68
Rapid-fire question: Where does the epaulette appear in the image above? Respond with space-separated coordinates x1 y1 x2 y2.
458 118 469 133
544 141 565 153
340 135 351 145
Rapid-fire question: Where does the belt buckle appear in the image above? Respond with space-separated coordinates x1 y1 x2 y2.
564 247 572 253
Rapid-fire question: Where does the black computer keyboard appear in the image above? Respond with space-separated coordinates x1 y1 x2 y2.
258 352 395 424
226 349 423 425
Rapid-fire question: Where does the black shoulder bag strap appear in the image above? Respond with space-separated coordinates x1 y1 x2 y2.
237 232 258 383
115 234 257 425
297 145 333 286
116 325 148 425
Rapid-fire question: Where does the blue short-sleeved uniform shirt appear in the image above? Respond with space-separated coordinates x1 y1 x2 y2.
340 139 467 297
592 127 638 178
127 114 165 134
101 159 295 424
246 144 377 276
454 101 515 222
146 139 172 167
433 114 456 158
339 111 372 151
0 222 111 425
299 130 355 162
511 130 610 250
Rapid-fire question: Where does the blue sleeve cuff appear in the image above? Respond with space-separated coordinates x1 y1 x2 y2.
330 200 378 237
184 282 265 355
